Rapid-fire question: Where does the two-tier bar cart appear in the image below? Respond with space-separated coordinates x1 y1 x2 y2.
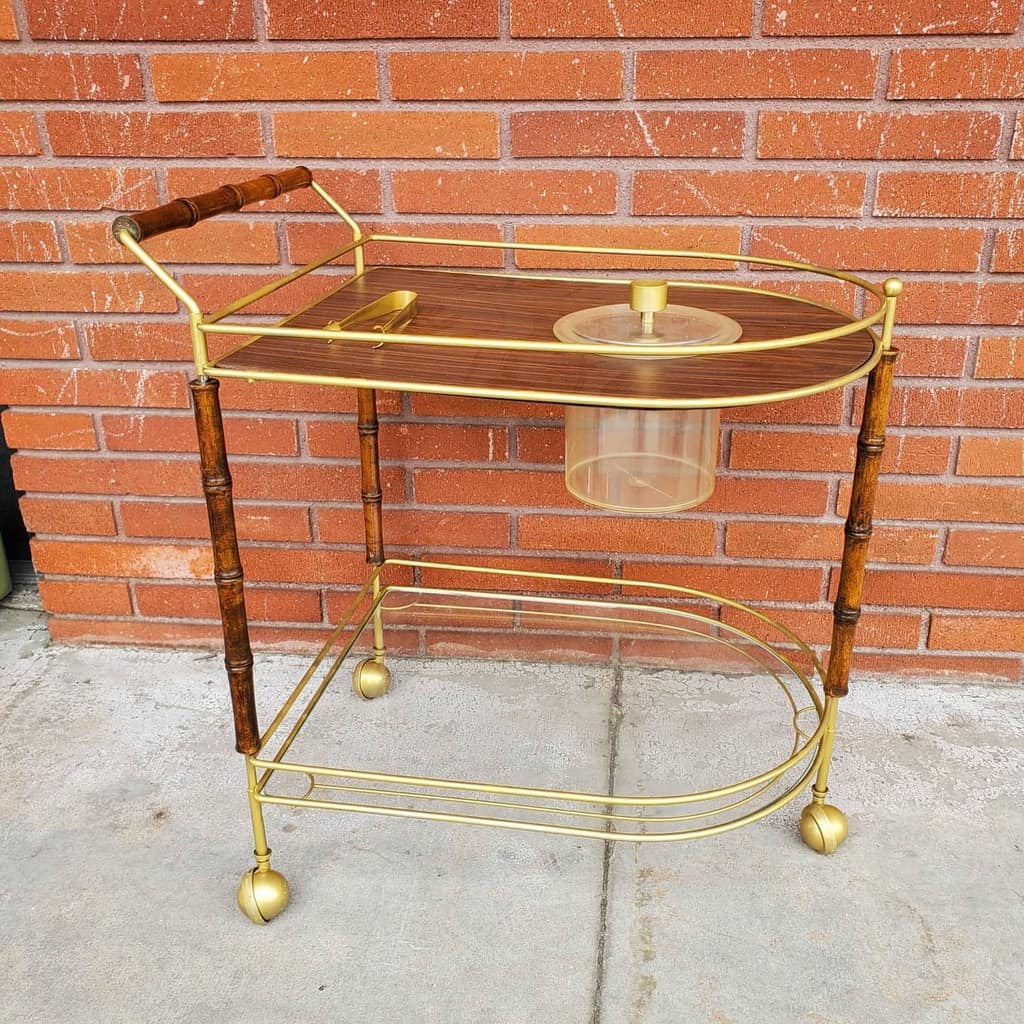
114 168 901 924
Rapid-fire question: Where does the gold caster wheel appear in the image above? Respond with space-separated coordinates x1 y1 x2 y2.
237 866 290 925
800 802 849 855
352 658 391 700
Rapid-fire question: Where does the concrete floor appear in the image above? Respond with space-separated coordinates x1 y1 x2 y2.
1 601 1022 1024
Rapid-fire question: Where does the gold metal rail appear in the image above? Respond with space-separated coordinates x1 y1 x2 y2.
245 559 828 844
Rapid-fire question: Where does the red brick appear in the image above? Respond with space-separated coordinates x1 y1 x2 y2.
2 411 97 451
48 619 226 647
390 50 621 100
729 429 951 475
956 437 1024 477
519 514 716 556
876 172 1024 218
722 390 845 425
307 420 507 462
166 166 382 215
634 171 865 217
0 167 158 211
427 630 613 664
0 53 143 99
745 276 858 310
25 0 255 39
83 320 253 367
512 1 751 37
47 111 262 159
318 508 511 549
68 219 279 266
0 113 40 155
217 379 396 415
0 221 61 262
420 556 615 594
231 463 403 503
82 321 189 362
275 111 498 159
3 368 187 408
724 521 939 565
241 547 369 586
266 0 496 37
39 579 132 616
383 422 506 464
895 282 1024 327
705 477 831 516
758 111 999 160
516 426 563 463
32 538 213 579
392 170 617 215
841 652 1021 681
990 230 1024 273
150 51 377 101
179 271 342 317
847 568 1022 612
286 221 504 268
882 385 1024 428
890 336 969 377
619 636 762 673
0 270 175 314
1013 113 1024 159
750 225 982 274
0 319 78 359
929 615 1024 653
889 47 1024 98
103 414 297 456
412 394 562 420
512 110 744 158
514 225 743 271
720 605 923 649
120 500 311 543
13 454 200 498
975 337 1024 379
944 528 1024 568
637 48 878 98
19 496 116 536
838 480 1024 524
47 619 380 652
415 467 574 508
0 0 15 39
763 0 1021 35
625 562 824 604
135 583 322 623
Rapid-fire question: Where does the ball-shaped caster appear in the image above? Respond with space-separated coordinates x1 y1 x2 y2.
800 802 849 855
352 658 391 700
237 867 290 925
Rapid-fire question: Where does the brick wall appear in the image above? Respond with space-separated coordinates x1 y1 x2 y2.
1 1 1022 680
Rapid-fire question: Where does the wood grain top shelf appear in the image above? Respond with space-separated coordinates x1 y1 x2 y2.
210 267 879 409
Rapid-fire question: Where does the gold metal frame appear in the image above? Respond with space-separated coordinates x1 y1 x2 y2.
114 173 902 923
249 559 829 843
115 179 898 406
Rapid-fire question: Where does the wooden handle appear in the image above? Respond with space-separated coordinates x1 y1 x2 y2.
112 166 313 242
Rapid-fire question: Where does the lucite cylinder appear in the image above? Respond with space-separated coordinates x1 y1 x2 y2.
556 281 740 514
565 406 720 513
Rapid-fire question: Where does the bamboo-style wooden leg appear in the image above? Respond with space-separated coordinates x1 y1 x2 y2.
357 387 384 568
352 387 391 699
801 348 898 853
190 377 259 754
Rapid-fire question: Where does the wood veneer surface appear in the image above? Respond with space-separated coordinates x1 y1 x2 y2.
213 267 878 407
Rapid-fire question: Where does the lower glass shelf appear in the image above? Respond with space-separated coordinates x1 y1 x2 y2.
250 559 829 843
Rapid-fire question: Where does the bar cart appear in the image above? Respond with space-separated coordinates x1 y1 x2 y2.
113 168 900 924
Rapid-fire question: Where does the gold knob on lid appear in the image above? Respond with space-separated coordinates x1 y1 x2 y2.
629 279 668 314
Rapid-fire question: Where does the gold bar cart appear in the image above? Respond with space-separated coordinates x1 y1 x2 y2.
113 168 900 924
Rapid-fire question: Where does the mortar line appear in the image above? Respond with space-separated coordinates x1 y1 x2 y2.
590 654 624 1024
